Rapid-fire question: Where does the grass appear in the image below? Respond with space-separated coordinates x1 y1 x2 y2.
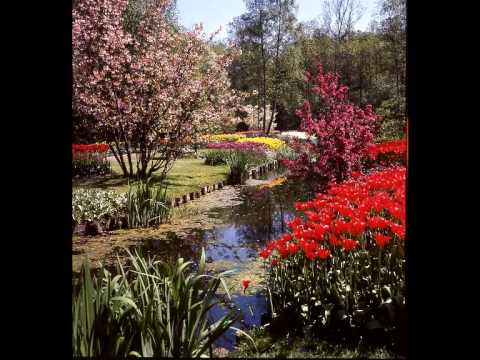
72 154 229 199
229 327 401 359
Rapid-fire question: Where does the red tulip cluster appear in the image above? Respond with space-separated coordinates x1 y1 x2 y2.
364 139 406 168
72 144 110 153
72 143 111 177
366 139 406 159
260 166 405 263
260 166 406 330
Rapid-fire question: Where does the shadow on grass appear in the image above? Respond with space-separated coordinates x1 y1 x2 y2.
72 172 169 191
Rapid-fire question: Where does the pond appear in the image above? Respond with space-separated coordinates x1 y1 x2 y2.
130 173 315 264
74 171 318 350
122 172 317 350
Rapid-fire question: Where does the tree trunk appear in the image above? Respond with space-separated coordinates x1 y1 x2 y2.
266 100 276 135
110 140 129 177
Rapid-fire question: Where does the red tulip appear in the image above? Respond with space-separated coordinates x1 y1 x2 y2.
317 247 331 260
259 248 271 259
342 238 359 252
373 233 392 247
242 279 251 292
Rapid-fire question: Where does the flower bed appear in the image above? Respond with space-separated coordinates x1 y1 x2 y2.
202 133 246 142
238 130 266 138
207 141 268 152
277 131 316 144
259 166 406 336
72 143 111 177
363 138 406 168
236 137 286 150
73 144 110 153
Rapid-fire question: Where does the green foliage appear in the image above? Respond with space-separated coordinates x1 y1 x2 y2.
375 97 406 142
230 326 397 358
275 143 298 162
72 188 126 224
126 179 171 228
225 150 267 184
72 259 140 357
203 149 228 166
73 248 239 358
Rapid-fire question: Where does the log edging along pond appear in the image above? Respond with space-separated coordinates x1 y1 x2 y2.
169 159 280 208
72 160 281 236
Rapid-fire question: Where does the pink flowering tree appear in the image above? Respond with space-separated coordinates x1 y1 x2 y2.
283 64 377 186
73 0 243 179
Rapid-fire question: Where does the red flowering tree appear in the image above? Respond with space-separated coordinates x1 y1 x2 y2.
73 0 243 179
283 64 377 186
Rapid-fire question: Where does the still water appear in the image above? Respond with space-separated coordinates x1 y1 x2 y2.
127 173 316 349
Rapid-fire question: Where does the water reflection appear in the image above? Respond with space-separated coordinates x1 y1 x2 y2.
130 176 317 265
199 179 316 264
210 293 269 350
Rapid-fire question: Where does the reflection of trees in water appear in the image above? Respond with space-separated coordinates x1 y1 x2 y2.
229 181 311 248
110 179 319 266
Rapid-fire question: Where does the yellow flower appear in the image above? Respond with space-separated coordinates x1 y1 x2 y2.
236 137 286 150
202 133 246 142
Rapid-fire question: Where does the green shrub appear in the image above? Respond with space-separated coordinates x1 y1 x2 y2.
375 97 406 142
204 149 228 166
126 179 171 228
73 248 239 358
225 150 266 184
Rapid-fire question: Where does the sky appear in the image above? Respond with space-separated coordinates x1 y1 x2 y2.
177 0 379 40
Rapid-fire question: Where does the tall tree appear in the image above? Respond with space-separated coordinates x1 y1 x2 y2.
230 0 297 133
321 0 364 72
266 0 297 134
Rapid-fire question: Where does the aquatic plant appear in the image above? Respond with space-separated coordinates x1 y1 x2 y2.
73 248 239 357
126 179 170 228
203 149 228 165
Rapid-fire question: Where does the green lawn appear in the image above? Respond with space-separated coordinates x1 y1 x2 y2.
72 154 229 199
